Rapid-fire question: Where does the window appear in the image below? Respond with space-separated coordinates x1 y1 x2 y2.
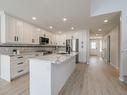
100 40 102 52
91 41 96 49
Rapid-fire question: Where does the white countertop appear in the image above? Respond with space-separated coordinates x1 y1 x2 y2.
30 52 78 64
0 52 44 57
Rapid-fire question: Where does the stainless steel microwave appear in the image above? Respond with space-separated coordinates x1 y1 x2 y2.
39 37 49 45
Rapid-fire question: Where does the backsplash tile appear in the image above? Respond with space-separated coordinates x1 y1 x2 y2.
0 46 56 54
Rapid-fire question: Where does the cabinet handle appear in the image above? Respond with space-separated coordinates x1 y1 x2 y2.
18 70 24 73
17 36 19 42
17 56 23 58
14 36 17 41
35 54 39 56
17 62 23 65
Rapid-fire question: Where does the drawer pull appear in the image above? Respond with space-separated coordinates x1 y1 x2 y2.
18 70 24 73
17 62 23 65
18 56 23 59
35 54 39 56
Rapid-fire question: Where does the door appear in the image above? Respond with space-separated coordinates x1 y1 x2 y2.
90 40 100 56
107 36 111 62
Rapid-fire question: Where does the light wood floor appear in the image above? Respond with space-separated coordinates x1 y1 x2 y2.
0 56 127 95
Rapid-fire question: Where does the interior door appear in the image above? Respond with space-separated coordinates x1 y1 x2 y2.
90 40 100 56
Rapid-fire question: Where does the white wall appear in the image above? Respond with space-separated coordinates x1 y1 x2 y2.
103 25 120 69
91 0 127 82
91 0 126 16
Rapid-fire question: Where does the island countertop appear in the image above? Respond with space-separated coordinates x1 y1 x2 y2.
30 52 78 64
30 52 77 95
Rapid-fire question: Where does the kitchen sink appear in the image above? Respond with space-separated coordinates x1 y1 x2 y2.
57 52 68 55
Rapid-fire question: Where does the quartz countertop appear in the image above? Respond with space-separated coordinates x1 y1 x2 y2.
30 52 78 64
0 52 44 57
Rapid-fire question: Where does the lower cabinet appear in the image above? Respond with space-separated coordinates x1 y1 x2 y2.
0 55 29 82
0 53 43 82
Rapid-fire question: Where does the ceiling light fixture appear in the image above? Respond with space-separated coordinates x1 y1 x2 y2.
49 26 53 29
71 27 74 30
32 17 37 20
104 19 108 23
63 18 67 22
98 29 102 31
58 31 62 34
37 28 41 31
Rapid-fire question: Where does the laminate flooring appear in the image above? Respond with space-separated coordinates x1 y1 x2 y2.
0 56 127 95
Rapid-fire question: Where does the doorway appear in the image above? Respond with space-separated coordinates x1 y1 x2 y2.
90 39 102 57
107 36 111 62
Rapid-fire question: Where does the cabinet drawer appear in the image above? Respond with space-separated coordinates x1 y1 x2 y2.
11 66 29 79
11 60 29 68
10 56 26 61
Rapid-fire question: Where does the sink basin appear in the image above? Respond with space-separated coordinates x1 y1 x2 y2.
57 52 68 55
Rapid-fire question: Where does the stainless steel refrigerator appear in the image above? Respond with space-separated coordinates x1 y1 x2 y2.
66 39 79 63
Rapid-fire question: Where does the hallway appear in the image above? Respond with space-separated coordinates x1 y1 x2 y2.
59 56 127 95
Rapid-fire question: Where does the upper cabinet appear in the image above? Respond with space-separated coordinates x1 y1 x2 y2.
5 15 17 43
0 15 23 44
15 19 23 43
55 34 66 46
31 26 40 45
0 13 45 45
23 22 33 44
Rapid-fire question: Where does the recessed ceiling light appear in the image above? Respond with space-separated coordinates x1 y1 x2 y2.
37 28 41 31
32 17 37 20
63 18 67 22
104 20 108 23
71 27 74 30
96 34 98 36
98 29 102 31
58 31 62 34
49 26 53 29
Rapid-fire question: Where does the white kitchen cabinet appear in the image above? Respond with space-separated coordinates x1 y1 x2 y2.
31 26 39 44
0 13 55 45
66 33 71 39
65 32 78 40
15 19 23 43
23 23 33 44
55 34 66 46
0 14 23 44
52 34 57 45
0 55 29 82
49 33 56 45
5 15 17 43
46 32 52 45
0 52 44 82
59 34 66 46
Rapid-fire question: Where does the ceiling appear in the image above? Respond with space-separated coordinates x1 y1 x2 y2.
0 0 120 35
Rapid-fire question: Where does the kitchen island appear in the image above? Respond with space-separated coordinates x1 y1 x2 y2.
29 52 78 95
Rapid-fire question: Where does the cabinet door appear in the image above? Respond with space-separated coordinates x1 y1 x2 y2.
16 20 23 43
52 34 56 45
23 23 32 44
66 33 71 39
49 34 54 45
6 15 17 43
32 26 39 44
55 35 60 46
62 34 66 46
